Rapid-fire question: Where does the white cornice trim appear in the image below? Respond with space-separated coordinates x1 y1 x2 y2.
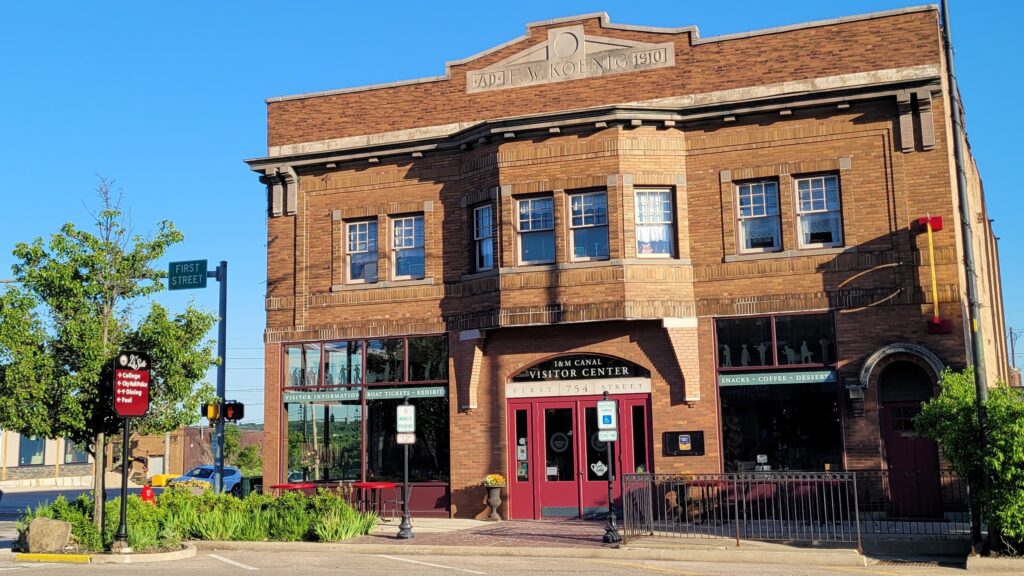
265 5 937 103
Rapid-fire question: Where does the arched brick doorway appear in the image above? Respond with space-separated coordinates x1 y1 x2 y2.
878 360 941 518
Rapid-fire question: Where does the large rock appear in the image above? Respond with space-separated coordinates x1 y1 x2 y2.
27 517 72 553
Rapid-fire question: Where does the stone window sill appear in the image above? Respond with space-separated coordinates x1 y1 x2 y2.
330 277 434 292
723 247 854 263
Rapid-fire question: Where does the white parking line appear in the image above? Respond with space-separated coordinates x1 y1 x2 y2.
208 553 259 571
377 555 486 575
0 566 45 572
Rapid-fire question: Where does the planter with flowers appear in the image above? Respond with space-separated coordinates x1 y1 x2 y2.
483 474 506 521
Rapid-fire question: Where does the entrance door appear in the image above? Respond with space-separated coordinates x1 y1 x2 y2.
881 402 941 518
508 395 650 519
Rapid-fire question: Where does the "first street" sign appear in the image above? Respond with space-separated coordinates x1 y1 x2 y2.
168 260 208 290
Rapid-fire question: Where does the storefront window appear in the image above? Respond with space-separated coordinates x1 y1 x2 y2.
774 313 835 366
366 393 449 482
64 441 89 464
408 336 448 382
720 383 842 472
716 317 773 368
282 335 450 486
716 313 835 369
366 339 404 383
19 436 45 465
286 400 362 482
285 343 321 387
324 341 362 386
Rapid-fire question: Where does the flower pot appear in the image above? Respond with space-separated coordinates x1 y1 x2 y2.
486 486 504 521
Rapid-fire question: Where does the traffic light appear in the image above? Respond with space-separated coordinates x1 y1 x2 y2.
202 402 221 420
223 401 245 422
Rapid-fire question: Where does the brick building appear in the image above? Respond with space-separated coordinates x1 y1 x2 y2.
247 7 1008 519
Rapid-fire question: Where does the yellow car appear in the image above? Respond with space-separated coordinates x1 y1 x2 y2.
149 473 178 487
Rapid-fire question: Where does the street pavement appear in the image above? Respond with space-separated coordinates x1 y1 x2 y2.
0 550 987 575
0 488 153 520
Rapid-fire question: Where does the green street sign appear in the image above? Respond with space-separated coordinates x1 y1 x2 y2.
168 260 208 290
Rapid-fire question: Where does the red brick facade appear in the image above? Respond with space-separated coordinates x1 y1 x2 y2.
249 7 1008 519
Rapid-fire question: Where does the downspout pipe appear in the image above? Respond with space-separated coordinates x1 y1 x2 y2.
940 0 990 550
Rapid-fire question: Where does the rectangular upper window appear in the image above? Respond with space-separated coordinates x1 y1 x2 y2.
795 174 843 248
517 197 554 265
737 180 781 253
392 215 425 280
473 204 494 272
635 189 673 257
19 436 45 466
569 191 609 261
346 220 378 283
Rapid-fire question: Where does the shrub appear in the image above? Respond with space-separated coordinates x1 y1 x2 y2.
268 491 311 541
104 495 178 551
917 367 1024 554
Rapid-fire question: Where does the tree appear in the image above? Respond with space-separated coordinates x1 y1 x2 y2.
0 178 217 530
224 423 263 477
917 367 1024 554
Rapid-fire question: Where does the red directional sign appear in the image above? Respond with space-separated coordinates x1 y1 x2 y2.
113 352 151 418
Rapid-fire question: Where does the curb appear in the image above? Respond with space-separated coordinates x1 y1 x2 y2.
965 555 1023 573
12 544 196 564
196 541 867 567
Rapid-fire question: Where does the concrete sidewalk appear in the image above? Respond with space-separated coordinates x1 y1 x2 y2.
199 518 870 567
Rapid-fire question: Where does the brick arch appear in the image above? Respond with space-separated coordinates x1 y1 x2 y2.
859 342 945 389
505 350 653 382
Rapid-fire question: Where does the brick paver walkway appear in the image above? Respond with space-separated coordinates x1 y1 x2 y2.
348 519 613 548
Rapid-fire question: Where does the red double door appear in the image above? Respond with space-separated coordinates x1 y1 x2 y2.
507 395 650 520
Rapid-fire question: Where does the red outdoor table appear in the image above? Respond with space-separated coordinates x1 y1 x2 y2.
268 482 317 495
352 481 398 517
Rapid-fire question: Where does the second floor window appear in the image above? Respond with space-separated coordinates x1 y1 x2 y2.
346 220 378 283
569 191 609 260
737 181 781 253
635 189 673 257
517 197 554 265
392 215 425 280
796 174 843 248
473 204 494 272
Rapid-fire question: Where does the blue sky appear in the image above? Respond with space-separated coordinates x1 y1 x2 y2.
1 1 1020 423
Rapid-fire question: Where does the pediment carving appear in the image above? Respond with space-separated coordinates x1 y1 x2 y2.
467 25 674 93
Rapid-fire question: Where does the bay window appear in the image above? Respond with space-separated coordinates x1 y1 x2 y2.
635 189 673 257
517 197 554 265
569 191 609 260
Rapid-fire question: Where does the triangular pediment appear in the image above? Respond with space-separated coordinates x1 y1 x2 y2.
467 25 675 93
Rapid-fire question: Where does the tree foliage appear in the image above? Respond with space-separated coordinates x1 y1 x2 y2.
916 367 1024 553
0 178 218 526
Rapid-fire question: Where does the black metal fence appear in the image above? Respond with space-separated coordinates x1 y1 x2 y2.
621 470 970 547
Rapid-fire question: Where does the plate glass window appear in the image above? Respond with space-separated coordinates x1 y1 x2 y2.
64 441 89 464
737 181 781 252
19 436 45 466
795 175 843 248
474 205 494 272
635 189 673 257
346 220 378 283
569 191 609 260
393 215 425 280
517 197 555 264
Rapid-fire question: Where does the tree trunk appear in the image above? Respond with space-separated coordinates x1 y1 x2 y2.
93 431 105 530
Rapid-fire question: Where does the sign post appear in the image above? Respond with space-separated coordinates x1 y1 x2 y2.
168 259 228 493
597 391 621 543
111 351 151 554
396 399 415 539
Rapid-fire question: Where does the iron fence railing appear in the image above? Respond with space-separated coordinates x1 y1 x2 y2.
621 470 971 547
622 472 861 546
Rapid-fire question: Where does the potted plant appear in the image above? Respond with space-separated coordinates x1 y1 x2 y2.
483 474 506 521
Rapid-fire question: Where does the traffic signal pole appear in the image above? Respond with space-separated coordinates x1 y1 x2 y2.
209 261 228 494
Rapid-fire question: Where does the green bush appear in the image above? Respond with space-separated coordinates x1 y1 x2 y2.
19 486 376 552
917 367 1024 554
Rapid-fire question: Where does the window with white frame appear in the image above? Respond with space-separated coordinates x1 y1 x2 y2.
737 181 782 252
517 197 554 264
473 204 494 272
569 191 609 260
795 174 843 248
635 189 674 257
346 220 378 283
392 215 425 280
